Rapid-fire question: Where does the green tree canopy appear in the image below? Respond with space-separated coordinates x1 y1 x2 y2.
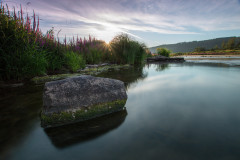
226 38 236 49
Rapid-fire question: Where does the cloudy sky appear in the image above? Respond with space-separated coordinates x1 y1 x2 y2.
3 0 240 47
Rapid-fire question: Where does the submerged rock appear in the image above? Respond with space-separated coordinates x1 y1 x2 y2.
41 75 127 128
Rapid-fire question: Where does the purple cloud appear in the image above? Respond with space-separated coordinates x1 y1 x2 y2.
3 0 240 46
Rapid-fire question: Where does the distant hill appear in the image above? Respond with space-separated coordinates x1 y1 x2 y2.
149 37 240 53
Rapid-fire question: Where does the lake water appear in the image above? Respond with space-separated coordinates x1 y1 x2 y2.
184 56 240 66
1 59 240 160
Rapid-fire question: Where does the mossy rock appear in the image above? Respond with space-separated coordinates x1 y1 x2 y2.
41 99 127 128
41 75 128 128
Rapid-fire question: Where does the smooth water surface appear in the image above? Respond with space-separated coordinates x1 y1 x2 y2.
1 62 240 160
184 56 240 66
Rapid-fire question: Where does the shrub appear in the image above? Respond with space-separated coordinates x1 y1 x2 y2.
156 48 171 57
65 51 85 72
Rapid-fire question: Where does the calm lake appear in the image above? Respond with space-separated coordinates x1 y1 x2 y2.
1 58 240 160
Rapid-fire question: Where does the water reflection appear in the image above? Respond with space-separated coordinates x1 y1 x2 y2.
1 61 240 160
44 110 127 149
185 56 240 66
97 65 147 89
0 85 43 157
146 62 170 72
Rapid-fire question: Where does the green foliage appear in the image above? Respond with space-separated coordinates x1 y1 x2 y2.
87 48 102 64
149 37 240 53
194 47 206 52
41 99 127 127
221 41 226 50
0 4 147 81
156 48 171 57
110 34 146 64
226 38 236 49
44 48 65 71
0 4 67 80
65 51 85 72
0 10 48 80
0 44 48 80
145 49 153 58
214 45 219 50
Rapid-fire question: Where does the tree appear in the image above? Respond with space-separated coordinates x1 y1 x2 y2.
194 47 206 52
221 41 226 49
214 45 219 50
237 41 240 49
226 38 235 49
145 49 153 57
156 48 171 57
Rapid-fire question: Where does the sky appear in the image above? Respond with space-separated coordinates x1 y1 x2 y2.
2 0 240 47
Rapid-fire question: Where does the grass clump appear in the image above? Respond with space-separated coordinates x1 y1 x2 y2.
65 51 85 72
109 34 147 64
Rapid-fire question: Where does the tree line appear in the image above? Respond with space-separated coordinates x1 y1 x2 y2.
150 37 240 53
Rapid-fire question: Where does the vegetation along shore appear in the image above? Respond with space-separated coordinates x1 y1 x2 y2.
0 3 148 82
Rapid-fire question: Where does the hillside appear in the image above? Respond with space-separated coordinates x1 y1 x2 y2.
149 37 240 53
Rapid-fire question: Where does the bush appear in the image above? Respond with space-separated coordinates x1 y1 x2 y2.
110 34 146 64
65 51 85 72
156 48 171 57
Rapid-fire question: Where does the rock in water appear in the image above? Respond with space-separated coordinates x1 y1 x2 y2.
41 75 127 128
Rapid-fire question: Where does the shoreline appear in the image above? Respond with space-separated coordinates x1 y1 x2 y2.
174 55 240 58
0 64 132 87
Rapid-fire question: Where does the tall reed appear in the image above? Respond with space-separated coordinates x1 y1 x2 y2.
0 3 147 81
109 34 146 64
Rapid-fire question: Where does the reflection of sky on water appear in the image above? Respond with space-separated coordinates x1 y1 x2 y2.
3 63 240 160
184 56 240 66
124 63 240 159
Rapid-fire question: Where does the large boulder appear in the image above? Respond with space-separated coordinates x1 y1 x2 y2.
41 75 127 128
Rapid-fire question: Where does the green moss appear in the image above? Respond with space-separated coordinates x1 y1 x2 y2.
41 99 127 128
31 73 82 84
82 64 131 74
31 64 131 84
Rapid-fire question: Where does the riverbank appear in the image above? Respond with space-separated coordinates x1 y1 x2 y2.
174 55 240 58
171 49 240 57
0 64 131 87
